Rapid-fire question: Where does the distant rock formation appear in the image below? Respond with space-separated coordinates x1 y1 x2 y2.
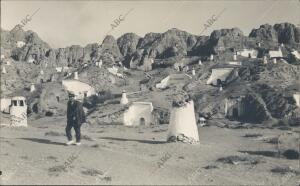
2 22 300 68
249 23 300 44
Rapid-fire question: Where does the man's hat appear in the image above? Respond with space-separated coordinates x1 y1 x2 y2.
68 91 75 98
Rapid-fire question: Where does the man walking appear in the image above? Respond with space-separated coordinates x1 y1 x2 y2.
66 92 86 146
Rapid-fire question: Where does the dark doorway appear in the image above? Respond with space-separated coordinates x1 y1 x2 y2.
232 108 239 118
56 96 60 102
248 53 251 58
32 103 39 113
140 118 145 125
216 79 222 86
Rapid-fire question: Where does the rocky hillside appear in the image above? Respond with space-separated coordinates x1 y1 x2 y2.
1 22 299 68
249 23 300 46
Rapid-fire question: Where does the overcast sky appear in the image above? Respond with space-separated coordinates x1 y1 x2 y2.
1 0 299 48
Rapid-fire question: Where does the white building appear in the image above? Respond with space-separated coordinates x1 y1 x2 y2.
123 102 153 126
227 61 242 66
108 66 119 76
206 68 234 85
2 66 7 74
167 100 199 143
293 93 300 107
0 98 11 113
269 49 283 58
156 74 192 89
1 54 5 59
27 56 35 63
237 49 258 58
62 79 96 100
291 50 300 60
10 96 27 127
55 66 70 73
16 41 26 48
120 90 129 105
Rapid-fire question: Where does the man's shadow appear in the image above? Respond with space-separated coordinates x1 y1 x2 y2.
99 137 166 144
19 138 66 146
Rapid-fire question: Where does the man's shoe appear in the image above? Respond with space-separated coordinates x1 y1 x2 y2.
75 142 81 146
66 140 75 145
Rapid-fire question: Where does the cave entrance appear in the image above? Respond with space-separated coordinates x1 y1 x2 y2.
140 117 145 125
232 108 239 119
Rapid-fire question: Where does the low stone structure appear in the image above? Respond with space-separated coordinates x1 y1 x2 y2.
123 102 153 126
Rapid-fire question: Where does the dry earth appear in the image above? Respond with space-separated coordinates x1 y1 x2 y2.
0 116 299 185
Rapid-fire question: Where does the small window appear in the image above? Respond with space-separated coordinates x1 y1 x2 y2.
84 92 87 98
12 100 18 106
20 100 24 106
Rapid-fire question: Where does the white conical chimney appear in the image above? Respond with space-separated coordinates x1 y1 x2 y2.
273 58 277 64
2 66 7 74
40 70 44 75
74 71 79 80
167 100 199 144
198 60 202 65
192 68 196 76
30 83 35 92
219 85 223 91
258 42 261 47
233 54 237 61
210 54 214 61
263 56 268 64
120 90 129 105
99 60 103 68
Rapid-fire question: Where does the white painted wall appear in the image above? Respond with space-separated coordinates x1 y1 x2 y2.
62 80 96 99
293 93 300 107
237 49 257 58
0 98 11 112
291 51 300 60
206 68 234 85
269 49 283 58
55 66 69 72
167 101 199 143
10 97 27 127
156 76 170 89
108 66 118 75
2 66 7 74
227 61 241 65
16 41 25 48
123 102 153 126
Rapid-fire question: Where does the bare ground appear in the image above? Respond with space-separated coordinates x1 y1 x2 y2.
0 116 299 185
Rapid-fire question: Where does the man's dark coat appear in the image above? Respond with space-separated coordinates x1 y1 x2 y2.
67 100 86 126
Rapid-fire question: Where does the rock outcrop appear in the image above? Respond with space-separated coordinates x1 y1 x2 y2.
249 23 300 44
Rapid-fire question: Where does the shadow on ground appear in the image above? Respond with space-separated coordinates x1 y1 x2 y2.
239 150 279 158
19 138 66 146
99 137 166 144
